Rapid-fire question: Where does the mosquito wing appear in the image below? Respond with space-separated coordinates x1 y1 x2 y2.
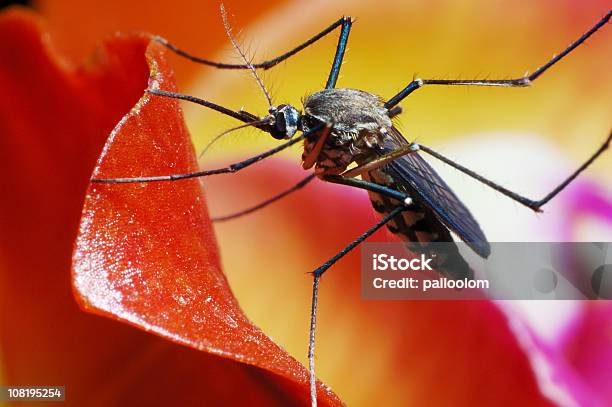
381 127 490 258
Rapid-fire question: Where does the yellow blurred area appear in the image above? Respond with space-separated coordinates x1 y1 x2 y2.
180 0 610 173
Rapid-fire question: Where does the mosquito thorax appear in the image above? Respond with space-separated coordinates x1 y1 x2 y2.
269 104 301 139
301 88 393 174
304 88 392 131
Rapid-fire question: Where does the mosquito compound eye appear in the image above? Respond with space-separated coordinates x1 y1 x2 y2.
273 105 300 139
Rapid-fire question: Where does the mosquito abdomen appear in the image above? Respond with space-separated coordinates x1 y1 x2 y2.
365 170 473 280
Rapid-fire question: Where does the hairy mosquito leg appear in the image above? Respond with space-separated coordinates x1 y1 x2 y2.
212 174 316 222
152 16 352 71
417 130 612 211
303 123 333 169
92 123 325 183
325 127 610 214
146 89 264 125
341 142 419 178
325 17 352 89
385 11 611 108
323 174 414 205
388 105 403 118
308 205 404 407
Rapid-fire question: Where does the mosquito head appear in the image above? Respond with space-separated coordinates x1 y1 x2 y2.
269 104 301 140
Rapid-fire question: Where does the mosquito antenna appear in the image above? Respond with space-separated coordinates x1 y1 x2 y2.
220 4 274 108
198 118 272 160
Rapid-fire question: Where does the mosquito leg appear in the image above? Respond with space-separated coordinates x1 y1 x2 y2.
325 17 352 89
323 174 415 205
146 89 267 127
388 105 403 118
92 123 326 183
308 205 404 407
385 11 611 108
212 174 316 222
341 142 419 178
417 130 612 211
153 16 352 71
302 124 333 169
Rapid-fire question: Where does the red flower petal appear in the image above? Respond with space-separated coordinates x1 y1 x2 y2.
73 35 342 406
0 9 341 406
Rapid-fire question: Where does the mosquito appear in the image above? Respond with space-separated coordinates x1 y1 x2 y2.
93 6 611 406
